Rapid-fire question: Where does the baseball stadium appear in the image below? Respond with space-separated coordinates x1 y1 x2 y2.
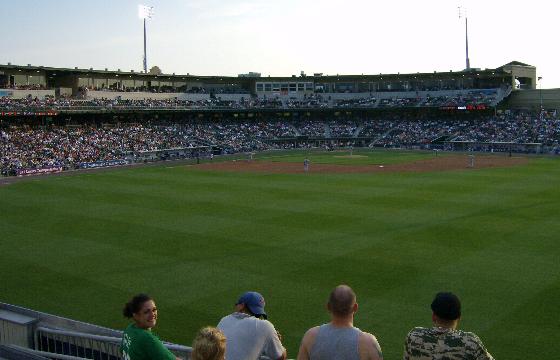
1 56 559 360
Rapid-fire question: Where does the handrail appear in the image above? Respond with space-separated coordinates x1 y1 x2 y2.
35 326 192 354
36 327 121 344
8 345 88 360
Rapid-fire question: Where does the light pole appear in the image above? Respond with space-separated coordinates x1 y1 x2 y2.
138 5 154 73
538 76 543 111
458 6 470 70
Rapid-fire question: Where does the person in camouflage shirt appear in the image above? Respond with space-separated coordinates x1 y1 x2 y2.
403 292 494 360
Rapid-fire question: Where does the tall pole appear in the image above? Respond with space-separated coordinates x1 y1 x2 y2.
465 16 470 70
459 6 471 71
143 18 147 73
139 5 153 73
538 76 543 113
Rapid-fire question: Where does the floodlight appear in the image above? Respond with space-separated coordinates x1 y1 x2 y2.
138 5 154 19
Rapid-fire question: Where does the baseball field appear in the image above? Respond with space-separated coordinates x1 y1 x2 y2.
1 149 558 359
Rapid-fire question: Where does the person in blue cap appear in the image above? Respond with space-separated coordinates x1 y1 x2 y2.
217 291 286 360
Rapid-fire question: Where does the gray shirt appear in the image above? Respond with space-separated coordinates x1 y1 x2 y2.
309 323 361 360
217 312 284 360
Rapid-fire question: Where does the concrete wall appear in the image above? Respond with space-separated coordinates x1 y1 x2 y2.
502 64 537 90
87 91 210 101
176 93 211 102
213 94 250 101
255 89 499 101
86 91 180 100
507 89 560 110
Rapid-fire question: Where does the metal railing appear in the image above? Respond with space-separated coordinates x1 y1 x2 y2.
34 327 191 360
4 344 87 360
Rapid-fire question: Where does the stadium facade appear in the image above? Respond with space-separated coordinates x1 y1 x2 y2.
2 60 559 178
0 61 536 101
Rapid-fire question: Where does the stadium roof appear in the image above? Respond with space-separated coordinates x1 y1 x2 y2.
500 61 535 68
0 63 514 82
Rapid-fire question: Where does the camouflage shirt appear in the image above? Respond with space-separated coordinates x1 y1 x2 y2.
403 326 494 360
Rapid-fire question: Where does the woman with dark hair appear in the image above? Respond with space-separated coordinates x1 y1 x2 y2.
121 294 179 360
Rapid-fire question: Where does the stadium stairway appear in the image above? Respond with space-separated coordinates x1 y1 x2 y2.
370 128 398 147
289 123 300 137
431 134 453 144
324 123 331 138
353 124 364 137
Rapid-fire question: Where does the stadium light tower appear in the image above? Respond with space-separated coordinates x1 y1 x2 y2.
458 6 470 71
139 4 154 73
538 76 543 111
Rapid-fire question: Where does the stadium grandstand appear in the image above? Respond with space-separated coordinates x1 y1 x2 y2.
1 61 559 177
1 58 559 360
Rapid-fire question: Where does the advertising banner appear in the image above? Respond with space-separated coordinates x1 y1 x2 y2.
79 159 128 169
16 166 63 176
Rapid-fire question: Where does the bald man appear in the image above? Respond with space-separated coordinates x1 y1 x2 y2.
297 285 383 360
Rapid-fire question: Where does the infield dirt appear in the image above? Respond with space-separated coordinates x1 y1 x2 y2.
193 155 529 174
0 154 530 186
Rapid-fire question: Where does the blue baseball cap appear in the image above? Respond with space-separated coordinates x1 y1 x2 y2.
236 291 267 319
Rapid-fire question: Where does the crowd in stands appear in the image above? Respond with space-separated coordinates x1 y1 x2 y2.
0 125 202 174
335 96 378 108
2 110 558 176
366 111 560 147
420 90 497 108
1 84 48 90
78 85 252 94
378 97 420 108
286 94 330 108
0 90 501 111
327 120 358 137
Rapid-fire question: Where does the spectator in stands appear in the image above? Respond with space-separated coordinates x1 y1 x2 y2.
121 294 180 360
297 285 383 360
217 291 286 360
192 327 226 360
402 292 494 360
191 326 226 360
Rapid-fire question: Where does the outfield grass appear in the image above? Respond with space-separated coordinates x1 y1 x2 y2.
1 150 558 359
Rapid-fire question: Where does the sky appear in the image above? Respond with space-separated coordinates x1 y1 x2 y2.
1 0 558 88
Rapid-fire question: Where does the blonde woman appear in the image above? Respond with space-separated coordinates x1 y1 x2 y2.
192 327 226 360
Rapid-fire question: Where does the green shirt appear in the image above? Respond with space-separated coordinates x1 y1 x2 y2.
121 323 176 360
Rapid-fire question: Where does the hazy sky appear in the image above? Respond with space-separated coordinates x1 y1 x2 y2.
1 0 558 88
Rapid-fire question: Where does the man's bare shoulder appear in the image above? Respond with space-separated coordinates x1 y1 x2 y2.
297 326 321 360
358 331 383 360
303 326 320 339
